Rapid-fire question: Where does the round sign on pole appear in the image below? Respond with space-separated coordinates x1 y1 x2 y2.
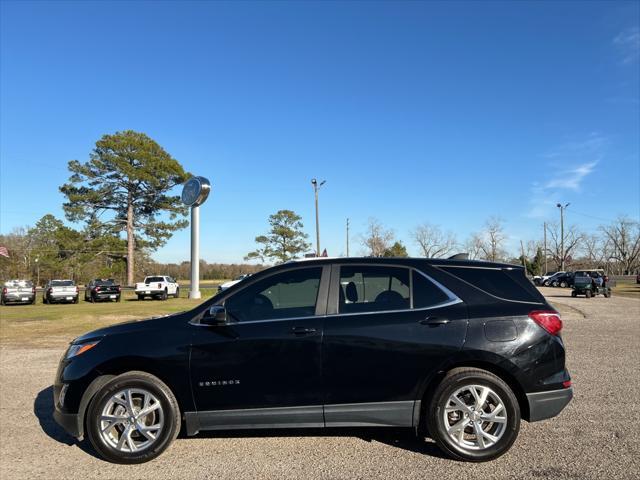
181 176 211 207
182 176 211 300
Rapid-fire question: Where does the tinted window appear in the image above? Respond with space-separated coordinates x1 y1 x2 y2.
146 276 164 283
51 280 74 286
413 270 449 308
225 268 322 322
441 267 543 303
339 266 409 313
95 279 116 286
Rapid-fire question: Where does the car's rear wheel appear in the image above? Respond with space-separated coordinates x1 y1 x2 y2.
85 371 180 464
586 290 592 298
571 291 577 297
560 281 567 288
161 289 168 301
427 368 520 462
138 294 144 301
174 288 179 298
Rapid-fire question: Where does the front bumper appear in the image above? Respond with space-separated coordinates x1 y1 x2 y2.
53 408 81 438
527 387 573 422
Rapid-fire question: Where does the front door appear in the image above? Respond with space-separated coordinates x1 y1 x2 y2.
189 265 329 430
322 264 467 427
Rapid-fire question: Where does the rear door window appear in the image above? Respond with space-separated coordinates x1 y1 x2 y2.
339 266 410 313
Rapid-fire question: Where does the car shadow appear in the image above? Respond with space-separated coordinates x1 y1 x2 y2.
34 386 99 458
187 427 447 458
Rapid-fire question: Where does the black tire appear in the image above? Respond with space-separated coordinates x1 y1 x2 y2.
116 294 121 302
560 281 567 288
571 291 577 297
43 296 49 305
0 296 4 306
85 371 181 464
427 368 521 462
161 289 168 301
138 294 144 301
73 296 79 304
174 288 179 299
89 294 95 303
585 290 592 298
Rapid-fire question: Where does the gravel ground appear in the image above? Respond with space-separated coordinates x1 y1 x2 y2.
1 288 639 479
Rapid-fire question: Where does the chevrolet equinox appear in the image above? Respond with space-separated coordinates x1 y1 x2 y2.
53 257 573 463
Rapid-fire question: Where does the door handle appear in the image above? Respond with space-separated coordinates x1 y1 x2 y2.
419 316 450 326
291 327 317 335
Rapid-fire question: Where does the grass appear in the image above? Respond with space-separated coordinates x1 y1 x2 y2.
611 279 640 298
0 289 217 347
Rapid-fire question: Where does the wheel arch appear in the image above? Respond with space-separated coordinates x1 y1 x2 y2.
76 357 194 437
416 359 530 428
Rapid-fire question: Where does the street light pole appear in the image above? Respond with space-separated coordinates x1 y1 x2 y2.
311 178 326 257
556 203 570 271
346 218 350 257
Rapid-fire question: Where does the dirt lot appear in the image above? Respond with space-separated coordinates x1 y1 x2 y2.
1 288 639 479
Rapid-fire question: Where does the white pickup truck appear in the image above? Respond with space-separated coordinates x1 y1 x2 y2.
135 276 179 301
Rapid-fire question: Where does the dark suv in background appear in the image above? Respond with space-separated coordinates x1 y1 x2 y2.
53 257 572 464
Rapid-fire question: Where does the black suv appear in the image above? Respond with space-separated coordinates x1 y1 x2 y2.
53 258 572 464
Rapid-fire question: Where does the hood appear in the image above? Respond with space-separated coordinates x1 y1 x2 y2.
72 311 186 344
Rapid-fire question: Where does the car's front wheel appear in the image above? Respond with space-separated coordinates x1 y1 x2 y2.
85 371 181 464
427 368 520 462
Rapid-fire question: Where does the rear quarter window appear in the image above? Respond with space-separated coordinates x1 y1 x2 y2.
440 266 544 303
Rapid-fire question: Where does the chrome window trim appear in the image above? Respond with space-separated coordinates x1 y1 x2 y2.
191 263 463 327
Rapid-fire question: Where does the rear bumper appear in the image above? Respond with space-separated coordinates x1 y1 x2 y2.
527 387 573 422
2 294 34 303
135 289 164 295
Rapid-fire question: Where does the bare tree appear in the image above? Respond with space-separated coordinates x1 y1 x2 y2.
582 233 607 267
360 218 395 257
411 224 457 258
546 222 582 269
476 217 508 262
600 216 640 274
463 233 484 260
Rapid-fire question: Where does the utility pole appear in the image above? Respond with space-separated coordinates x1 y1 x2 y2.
311 178 326 257
556 203 570 271
520 240 526 269
543 222 548 274
346 218 350 257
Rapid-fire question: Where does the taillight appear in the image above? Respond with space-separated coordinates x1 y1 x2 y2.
47 288 52 294
95 287 101 292
76 286 79 293
529 310 563 336
117 286 121 292
158 283 162 289
32 287 36 294
2 287 6 295
562 380 572 388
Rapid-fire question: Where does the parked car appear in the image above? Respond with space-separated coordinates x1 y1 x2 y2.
135 276 179 300
217 274 251 292
54 257 572 464
550 272 575 288
542 271 566 286
44 279 79 304
532 271 558 286
1 279 35 305
85 279 121 303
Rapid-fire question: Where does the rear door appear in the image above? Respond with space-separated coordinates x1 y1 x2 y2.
322 264 467 427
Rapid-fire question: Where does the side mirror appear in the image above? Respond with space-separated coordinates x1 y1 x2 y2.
202 305 228 326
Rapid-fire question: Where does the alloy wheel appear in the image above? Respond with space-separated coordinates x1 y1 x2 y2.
443 384 508 451
99 388 164 453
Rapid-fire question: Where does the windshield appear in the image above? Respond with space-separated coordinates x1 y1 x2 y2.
51 280 75 286
145 277 165 283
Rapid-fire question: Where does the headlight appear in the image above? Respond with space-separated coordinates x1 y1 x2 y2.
66 340 100 359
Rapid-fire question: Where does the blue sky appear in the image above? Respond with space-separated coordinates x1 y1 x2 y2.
1 1 639 263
